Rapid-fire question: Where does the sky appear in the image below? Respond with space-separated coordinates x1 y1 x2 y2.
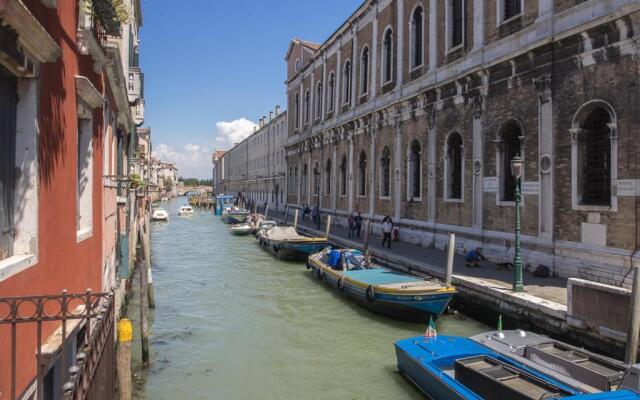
142 0 362 179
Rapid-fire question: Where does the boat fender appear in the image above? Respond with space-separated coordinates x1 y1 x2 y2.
337 277 345 293
306 261 311 270
316 268 324 280
366 285 375 303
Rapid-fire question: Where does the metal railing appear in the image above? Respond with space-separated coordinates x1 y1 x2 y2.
0 290 115 400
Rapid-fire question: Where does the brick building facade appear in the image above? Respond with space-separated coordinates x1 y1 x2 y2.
284 0 640 286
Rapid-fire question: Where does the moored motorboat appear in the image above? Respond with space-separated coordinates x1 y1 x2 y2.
151 207 169 221
256 226 328 261
215 194 235 216
222 207 250 224
230 223 252 236
251 220 277 234
178 205 195 216
308 248 455 322
394 334 640 399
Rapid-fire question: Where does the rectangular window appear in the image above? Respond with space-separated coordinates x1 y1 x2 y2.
504 0 521 20
0 70 17 261
451 0 464 49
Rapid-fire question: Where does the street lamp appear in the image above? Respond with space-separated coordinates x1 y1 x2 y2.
314 168 321 229
510 155 524 292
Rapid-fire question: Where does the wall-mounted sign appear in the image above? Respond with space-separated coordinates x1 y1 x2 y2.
521 181 540 195
616 179 640 197
483 177 498 193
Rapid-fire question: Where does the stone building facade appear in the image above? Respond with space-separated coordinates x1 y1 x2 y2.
284 0 640 286
217 108 288 211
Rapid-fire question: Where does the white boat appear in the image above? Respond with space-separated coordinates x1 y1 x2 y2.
178 205 195 217
151 207 169 221
230 224 252 236
161 197 168 202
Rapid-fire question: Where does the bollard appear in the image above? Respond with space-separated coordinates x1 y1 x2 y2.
626 264 640 363
325 215 332 238
117 318 133 400
264 203 270 219
294 209 299 229
283 206 289 225
446 233 455 287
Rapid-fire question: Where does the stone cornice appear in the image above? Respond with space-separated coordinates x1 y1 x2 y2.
0 0 61 63
77 29 108 74
104 40 134 129
75 75 104 109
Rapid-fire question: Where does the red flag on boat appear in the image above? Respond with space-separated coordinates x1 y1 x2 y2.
424 316 437 338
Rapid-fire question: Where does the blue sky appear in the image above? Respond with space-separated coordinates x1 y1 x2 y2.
141 0 361 178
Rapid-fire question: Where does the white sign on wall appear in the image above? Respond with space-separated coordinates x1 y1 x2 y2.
483 177 498 193
616 179 640 197
521 181 540 195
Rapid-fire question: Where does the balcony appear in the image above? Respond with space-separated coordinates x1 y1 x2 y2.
128 66 144 102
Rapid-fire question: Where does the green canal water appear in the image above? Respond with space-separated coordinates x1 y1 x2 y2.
133 199 488 399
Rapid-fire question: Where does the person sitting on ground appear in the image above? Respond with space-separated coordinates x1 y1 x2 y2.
465 247 486 268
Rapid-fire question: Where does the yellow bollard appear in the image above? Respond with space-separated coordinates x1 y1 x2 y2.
117 318 133 400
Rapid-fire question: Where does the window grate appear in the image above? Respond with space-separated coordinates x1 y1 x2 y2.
448 133 463 199
381 148 391 197
359 153 367 196
582 108 611 205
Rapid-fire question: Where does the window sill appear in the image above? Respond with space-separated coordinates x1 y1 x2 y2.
77 228 93 243
357 195 367 199
444 198 464 203
499 13 523 26
0 254 38 283
407 197 423 202
445 43 464 55
359 91 368 98
572 204 615 213
410 63 424 73
379 196 391 200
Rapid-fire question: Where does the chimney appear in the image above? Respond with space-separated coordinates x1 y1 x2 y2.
253 126 257 133
262 116 266 127
269 111 273 121
275 105 281 116
259 118 264 128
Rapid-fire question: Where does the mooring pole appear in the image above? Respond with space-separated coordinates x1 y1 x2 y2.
283 205 289 225
626 264 640 363
264 203 270 219
137 226 150 366
117 318 133 400
294 209 299 229
363 220 371 252
446 233 455 287
325 215 332 238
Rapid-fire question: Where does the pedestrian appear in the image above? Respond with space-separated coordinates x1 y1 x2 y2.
347 214 355 238
381 216 393 249
465 247 486 268
311 205 319 225
354 212 363 238
303 204 310 222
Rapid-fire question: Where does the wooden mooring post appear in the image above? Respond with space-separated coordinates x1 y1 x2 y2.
626 264 640 363
325 215 332 238
117 318 133 400
293 209 299 229
446 233 455 287
283 205 289 225
264 203 270 219
137 226 150 366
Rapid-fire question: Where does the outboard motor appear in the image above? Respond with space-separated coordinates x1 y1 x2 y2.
620 364 640 393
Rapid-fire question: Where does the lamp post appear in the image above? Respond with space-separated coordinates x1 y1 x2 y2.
314 167 321 229
511 155 524 292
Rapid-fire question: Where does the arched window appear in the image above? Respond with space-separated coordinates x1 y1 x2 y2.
295 58 301 72
380 147 391 197
577 107 613 206
411 6 424 68
407 140 422 200
360 47 369 95
340 155 348 196
358 151 367 196
328 72 335 112
499 122 522 202
304 90 310 124
382 28 393 84
445 132 463 200
343 60 352 105
302 164 308 196
325 159 332 195
313 162 320 196
315 82 322 120
294 93 300 128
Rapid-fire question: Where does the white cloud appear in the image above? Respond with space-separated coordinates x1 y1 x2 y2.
152 142 213 179
214 117 257 148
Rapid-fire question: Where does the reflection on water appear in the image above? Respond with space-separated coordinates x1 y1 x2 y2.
133 198 488 399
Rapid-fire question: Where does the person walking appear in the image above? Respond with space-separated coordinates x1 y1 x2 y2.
381 216 393 249
347 214 355 238
354 212 363 239
311 205 319 225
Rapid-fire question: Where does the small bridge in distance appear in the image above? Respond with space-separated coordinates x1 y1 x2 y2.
178 186 213 196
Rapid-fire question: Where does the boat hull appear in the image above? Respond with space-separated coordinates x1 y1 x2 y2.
257 237 327 261
223 213 249 224
231 228 252 236
308 259 454 322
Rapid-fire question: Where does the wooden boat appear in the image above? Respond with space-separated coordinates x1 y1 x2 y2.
256 226 328 261
307 248 455 322
471 330 630 394
178 205 195 216
222 207 250 224
394 334 640 400
151 207 169 221
230 224 252 236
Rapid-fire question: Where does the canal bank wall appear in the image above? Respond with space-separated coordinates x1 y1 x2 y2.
269 210 631 359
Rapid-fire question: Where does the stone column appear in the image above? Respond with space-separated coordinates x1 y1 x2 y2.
427 107 437 222
332 139 338 210
321 55 327 121
396 0 405 89
348 134 355 213
472 0 484 52
369 125 377 217
472 97 484 229
428 0 437 71
336 46 342 109
394 116 402 221
536 75 553 240
310 73 315 123
371 8 379 98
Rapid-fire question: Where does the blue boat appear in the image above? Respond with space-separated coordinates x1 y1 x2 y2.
214 194 235 216
394 334 640 399
307 248 455 322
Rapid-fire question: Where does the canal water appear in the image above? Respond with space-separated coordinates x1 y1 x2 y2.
134 198 488 399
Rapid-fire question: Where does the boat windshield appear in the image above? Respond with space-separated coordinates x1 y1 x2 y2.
343 252 366 271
